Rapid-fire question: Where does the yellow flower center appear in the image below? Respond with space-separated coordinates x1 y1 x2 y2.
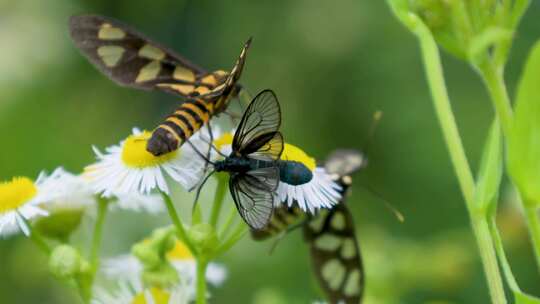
0 177 37 214
281 144 316 171
122 131 178 168
213 132 233 151
167 240 194 261
131 288 170 304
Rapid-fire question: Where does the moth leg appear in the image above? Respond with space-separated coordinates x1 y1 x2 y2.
268 216 310 255
202 122 215 176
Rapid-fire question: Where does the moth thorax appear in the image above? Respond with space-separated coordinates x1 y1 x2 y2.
146 128 179 156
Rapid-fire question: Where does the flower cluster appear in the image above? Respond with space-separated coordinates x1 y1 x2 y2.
0 121 347 303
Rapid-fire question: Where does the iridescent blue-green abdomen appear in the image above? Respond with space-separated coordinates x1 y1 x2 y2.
278 161 313 186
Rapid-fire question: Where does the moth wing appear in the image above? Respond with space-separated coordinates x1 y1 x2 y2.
232 90 282 158
69 14 227 98
303 204 364 304
229 166 279 229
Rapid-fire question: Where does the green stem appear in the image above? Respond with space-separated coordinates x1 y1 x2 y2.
488 217 520 291
161 191 197 255
387 10 507 302
210 177 227 227
90 197 108 271
524 203 540 270
196 258 208 304
216 222 247 256
25 222 51 255
478 63 513 138
417 21 476 206
218 205 238 239
80 196 109 304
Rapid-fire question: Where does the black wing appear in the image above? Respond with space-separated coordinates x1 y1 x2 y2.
303 204 364 304
69 15 245 99
229 167 279 229
232 90 282 158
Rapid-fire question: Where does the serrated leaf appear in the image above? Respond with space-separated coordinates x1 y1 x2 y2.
475 121 503 215
508 40 540 205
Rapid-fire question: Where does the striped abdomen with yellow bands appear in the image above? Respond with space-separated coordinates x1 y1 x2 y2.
69 15 250 156
148 98 215 154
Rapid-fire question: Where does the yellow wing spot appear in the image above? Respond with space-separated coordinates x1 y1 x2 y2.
331 212 346 230
343 269 361 296
97 45 125 67
136 60 161 83
314 234 342 251
308 211 328 233
98 23 126 40
157 84 195 96
139 44 166 60
201 74 217 87
340 238 357 259
173 66 195 82
194 86 210 95
322 259 346 291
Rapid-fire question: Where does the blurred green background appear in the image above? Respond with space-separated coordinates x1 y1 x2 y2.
1 0 539 303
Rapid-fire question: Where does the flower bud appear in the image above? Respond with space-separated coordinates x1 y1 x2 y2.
49 245 90 279
34 209 84 241
188 223 218 256
141 262 179 288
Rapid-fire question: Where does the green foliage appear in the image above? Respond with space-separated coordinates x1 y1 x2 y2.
475 122 503 217
508 40 540 205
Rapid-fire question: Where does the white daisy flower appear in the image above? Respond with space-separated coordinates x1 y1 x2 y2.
102 240 226 300
277 143 342 213
111 193 165 214
84 128 206 196
35 167 95 211
92 280 190 304
0 174 49 236
211 132 342 213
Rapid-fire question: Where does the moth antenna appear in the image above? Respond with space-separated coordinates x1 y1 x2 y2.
362 185 405 223
362 110 383 156
185 138 215 166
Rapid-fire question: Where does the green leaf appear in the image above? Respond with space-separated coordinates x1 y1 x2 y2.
475 121 503 216
508 40 540 205
515 291 540 304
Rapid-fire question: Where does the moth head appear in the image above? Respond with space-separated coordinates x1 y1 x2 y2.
146 128 178 156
